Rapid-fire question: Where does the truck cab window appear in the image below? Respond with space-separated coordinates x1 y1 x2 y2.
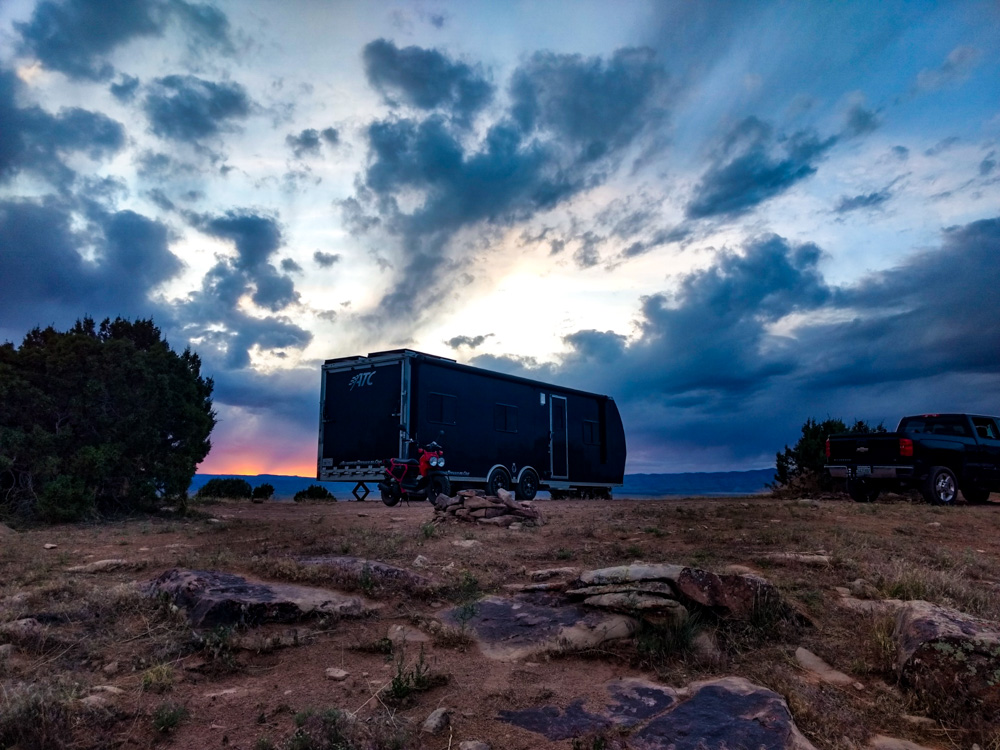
972 417 999 440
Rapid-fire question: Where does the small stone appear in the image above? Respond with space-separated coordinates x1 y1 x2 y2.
422 707 451 734
44 543 58 550
325 668 349 681
900 714 937 729
926 522 941 528
869 736 939 750
795 647 855 686
459 742 491 750
0 644 15 659
529 567 579 582
847 578 879 599
412 555 431 568
388 624 430 645
66 559 129 573
357 513 369 517
206 518 221 524
452 539 481 549
79 695 112 709
391 516 404 522
509 522 523 530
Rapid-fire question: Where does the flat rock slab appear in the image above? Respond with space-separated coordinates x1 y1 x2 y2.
148 568 372 628
500 679 677 740
894 599 1000 718
575 563 791 621
632 677 818 750
299 556 434 593
499 677 816 750
441 593 636 660
795 647 855 686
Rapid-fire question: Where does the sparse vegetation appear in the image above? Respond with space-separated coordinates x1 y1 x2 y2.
253 482 276 500
151 701 188 734
293 485 335 502
197 477 253 499
380 645 447 707
3 496 1000 748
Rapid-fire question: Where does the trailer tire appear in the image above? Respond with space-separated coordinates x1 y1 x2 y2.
487 467 511 496
517 469 539 501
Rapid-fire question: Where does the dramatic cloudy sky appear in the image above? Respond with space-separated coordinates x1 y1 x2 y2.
2 1 999 476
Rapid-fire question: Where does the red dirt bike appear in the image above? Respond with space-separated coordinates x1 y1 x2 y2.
377 439 451 506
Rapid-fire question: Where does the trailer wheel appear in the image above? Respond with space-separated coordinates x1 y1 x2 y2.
487 467 511 496
517 469 539 501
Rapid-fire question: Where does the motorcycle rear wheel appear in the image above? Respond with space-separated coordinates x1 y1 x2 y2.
380 485 401 507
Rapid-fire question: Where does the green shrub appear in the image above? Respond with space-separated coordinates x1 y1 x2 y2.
0 317 214 522
293 485 335 502
152 702 188 734
252 483 275 500
197 477 252 499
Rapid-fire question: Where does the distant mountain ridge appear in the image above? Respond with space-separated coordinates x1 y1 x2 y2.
190 469 774 500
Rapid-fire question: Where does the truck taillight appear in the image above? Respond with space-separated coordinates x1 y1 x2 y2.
825 439 830 458
900 438 913 457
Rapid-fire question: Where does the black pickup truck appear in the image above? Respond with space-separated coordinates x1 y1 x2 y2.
826 414 1000 504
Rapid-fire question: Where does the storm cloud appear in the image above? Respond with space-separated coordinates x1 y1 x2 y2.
350 44 670 320
686 117 837 219
16 0 233 81
143 75 251 142
0 68 125 189
363 38 493 125
0 199 181 340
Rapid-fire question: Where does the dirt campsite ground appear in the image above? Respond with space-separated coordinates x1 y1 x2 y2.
2 492 1000 750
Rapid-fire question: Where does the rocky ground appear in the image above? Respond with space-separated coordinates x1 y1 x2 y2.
2 493 1000 749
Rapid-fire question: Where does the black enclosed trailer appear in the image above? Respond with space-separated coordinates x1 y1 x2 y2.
317 349 626 500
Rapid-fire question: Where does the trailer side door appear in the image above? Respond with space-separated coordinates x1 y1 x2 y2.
550 395 568 479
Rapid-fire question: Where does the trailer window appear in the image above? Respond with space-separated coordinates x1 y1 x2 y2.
494 404 518 433
583 420 600 445
428 393 457 425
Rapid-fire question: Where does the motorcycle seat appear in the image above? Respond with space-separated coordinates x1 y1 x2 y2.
392 458 419 466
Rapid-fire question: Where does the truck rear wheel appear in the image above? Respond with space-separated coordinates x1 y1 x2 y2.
922 466 957 505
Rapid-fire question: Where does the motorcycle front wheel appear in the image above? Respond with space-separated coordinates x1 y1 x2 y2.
428 473 451 501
